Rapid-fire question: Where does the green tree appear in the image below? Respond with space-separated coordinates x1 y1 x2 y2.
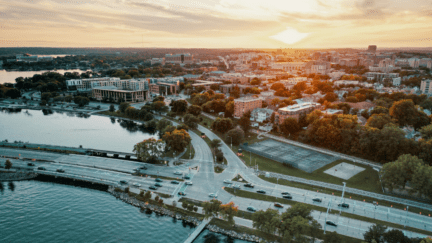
414 111 430 131
187 105 202 116
182 201 188 209
73 96 90 107
133 138 165 164
210 139 222 150
171 100 188 113
323 231 342 243
380 154 425 192
251 208 280 234
5 88 21 99
420 123 432 140
202 199 222 219
280 117 300 136
366 114 395 129
370 106 389 115
156 119 172 133
109 104 115 112
238 110 252 134
211 118 234 133
162 129 191 153
310 220 322 243
363 224 387 243
226 128 245 146
383 229 411 243
5 159 12 170
389 99 418 127
119 102 130 113
183 114 199 130
64 95 73 103
153 101 168 114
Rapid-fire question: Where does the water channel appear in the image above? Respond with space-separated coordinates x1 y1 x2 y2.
0 69 91 84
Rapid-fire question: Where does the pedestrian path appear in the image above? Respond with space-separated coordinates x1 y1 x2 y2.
183 218 211 243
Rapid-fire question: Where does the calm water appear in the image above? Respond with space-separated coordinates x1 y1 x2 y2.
0 180 249 243
0 109 156 153
0 69 91 84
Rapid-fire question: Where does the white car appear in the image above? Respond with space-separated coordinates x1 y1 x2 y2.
185 181 193 185
233 184 241 189
132 183 141 187
208 193 217 198
174 171 182 175
223 180 232 184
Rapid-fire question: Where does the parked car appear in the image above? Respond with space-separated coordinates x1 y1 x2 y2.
56 169 65 173
171 180 180 184
184 175 191 179
247 206 257 212
209 193 217 198
119 180 128 184
37 167 46 171
223 180 232 184
174 171 182 175
155 183 163 187
257 190 266 194
27 162 35 166
338 203 349 208
185 181 193 185
274 203 283 208
132 183 141 187
233 184 241 189
244 183 254 188
312 198 322 203
326 221 337 227
149 185 157 190
282 195 293 199
155 178 163 182
281 192 290 195
178 192 186 196
139 166 148 170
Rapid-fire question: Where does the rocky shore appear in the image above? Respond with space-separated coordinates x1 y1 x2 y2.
108 186 263 242
0 171 38 181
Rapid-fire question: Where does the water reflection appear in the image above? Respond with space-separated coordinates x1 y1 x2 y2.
203 232 222 243
110 118 116 124
42 109 54 116
8 182 15 192
0 182 3 193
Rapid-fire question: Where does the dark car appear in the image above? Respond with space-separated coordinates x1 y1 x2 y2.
27 162 35 166
257 190 266 194
326 221 337 227
178 192 186 196
37 167 46 171
244 183 254 188
171 180 180 184
184 175 191 180
312 198 322 203
281 192 290 195
338 203 350 208
155 183 163 187
149 185 157 190
282 195 293 199
274 203 283 208
139 166 148 170
119 180 128 184
247 206 256 212
155 178 163 182
56 169 65 173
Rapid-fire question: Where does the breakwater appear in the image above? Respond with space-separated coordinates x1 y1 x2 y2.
0 171 38 181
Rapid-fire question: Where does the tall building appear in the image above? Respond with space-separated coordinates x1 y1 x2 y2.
165 53 193 64
234 96 262 118
420 79 432 95
368 45 377 53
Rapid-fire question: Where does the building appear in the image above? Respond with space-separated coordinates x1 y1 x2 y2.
393 77 401 86
420 79 432 95
192 80 223 91
165 53 193 64
274 102 321 124
151 58 164 66
270 62 306 72
364 72 399 82
66 77 122 92
367 45 377 53
234 96 263 118
250 108 273 123
322 109 343 115
92 86 148 103
305 61 331 75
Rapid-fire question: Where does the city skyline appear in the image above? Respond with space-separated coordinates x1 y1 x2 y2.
1 0 432 48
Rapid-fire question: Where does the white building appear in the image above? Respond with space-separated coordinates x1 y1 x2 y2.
392 77 401 86
251 108 273 123
420 79 432 95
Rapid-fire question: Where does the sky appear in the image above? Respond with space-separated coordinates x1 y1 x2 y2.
0 0 432 48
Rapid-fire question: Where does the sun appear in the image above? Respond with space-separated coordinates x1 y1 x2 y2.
270 27 310 45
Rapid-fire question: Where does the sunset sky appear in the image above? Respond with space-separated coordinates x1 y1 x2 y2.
1 0 431 48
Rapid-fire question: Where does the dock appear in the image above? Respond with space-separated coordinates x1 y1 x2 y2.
183 218 211 243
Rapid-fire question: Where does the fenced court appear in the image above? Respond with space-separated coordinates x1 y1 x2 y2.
240 139 338 173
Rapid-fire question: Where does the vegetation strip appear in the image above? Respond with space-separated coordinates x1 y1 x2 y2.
223 187 432 236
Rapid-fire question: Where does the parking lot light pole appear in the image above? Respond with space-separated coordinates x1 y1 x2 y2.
339 182 346 215
324 197 333 234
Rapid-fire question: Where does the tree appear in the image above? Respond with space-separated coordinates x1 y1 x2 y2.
210 139 222 150
380 154 425 192
153 101 168 114
183 114 199 129
202 199 222 219
389 99 418 127
280 117 300 136
420 123 432 140
366 114 396 129
64 95 73 103
370 106 389 116
250 78 261 85
225 101 234 117
182 201 188 209
171 100 188 113
238 110 252 134
383 229 411 243
414 111 430 131
229 86 240 98
363 224 387 243
5 159 12 170
226 128 245 146
211 118 233 133
323 231 342 243
156 119 172 133
187 105 202 116
73 96 89 107
109 104 115 112
133 138 165 164
310 220 322 243
251 208 280 234
5 88 21 99
119 102 130 113
162 129 191 153
219 201 238 226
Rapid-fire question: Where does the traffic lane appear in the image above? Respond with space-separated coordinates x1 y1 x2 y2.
0 147 65 161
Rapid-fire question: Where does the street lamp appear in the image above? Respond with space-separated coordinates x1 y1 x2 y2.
339 182 346 215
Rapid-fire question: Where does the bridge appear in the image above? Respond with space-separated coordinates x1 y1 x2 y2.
183 218 211 243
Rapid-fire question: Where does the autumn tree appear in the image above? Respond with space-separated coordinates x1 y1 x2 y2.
238 110 252 134
171 100 188 113
280 117 300 136
133 138 165 164
183 114 199 129
219 201 238 226
420 123 432 140
162 129 191 153
366 114 395 129
226 128 245 146
211 118 234 133
187 105 202 116
389 99 418 127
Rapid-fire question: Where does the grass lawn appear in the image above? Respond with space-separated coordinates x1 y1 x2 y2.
214 166 224 173
180 143 195 160
232 174 248 183
224 188 432 236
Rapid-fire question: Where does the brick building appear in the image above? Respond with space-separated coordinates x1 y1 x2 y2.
234 96 263 118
